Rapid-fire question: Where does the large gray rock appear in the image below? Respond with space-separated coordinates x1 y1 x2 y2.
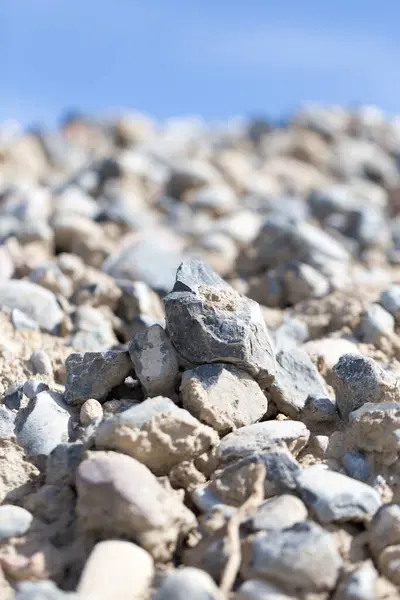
0 280 63 332
103 238 183 295
295 465 381 523
0 505 33 540
269 346 328 417
64 350 132 406
216 420 310 465
180 363 268 434
153 567 224 600
241 522 342 593
76 451 196 560
332 354 398 419
129 324 179 397
164 260 276 386
15 390 71 456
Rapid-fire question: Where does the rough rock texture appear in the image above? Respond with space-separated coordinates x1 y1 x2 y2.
164 259 276 385
64 350 132 405
180 363 268 433
76 451 196 560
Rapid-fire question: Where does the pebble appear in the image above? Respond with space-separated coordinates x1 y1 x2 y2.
77 540 154 600
80 398 103 426
153 567 224 600
14 390 71 456
295 464 381 523
3 382 24 410
180 363 268 433
30 349 53 376
0 505 33 540
332 560 378 600
76 451 196 560
129 324 179 397
380 285 400 321
241 521 342 593
358 303 395 344
23 379 49 400
216 420 310 465
0 280 63 332
331 353 398 419
64 350 132 405
269 346 328 417
245 494 308 532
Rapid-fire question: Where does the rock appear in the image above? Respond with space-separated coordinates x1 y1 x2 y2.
76 451 196 560
342 450 371 482
64 350 132 405
129 324 179 397
95 398 218 476
0 405 16 437
15 390 71 457
295 465 381 523
153 567 224 600
23 379 49 400
301 395 338 424
0 280 63 332
46 443 84 487
332 560 379 600
164 259 276 385
332 354 398 419
0 438 40 503
244 494 308 533
347 402 400 463
70 306 117 351
380 285 400 322
77 540 154 600
29 261 73 297
11 308 39 331
0 505 33 540
236 579 298 600
80 398 103 426
241 521 342 593
280 260 330 304
269 346 328 417
180 363 268 434
368 504 400 556
273 317 309 350
30 349 53 376
216 421 310 465
103 238 183 295
358 303 395 344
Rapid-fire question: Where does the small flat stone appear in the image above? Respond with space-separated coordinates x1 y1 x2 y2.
216 420 310 465
269 346 328 417
129 324 179 397
245 494 308 533
78 540 154 600
332 354 398 419
295 465 381 523
180 363 268 434
241 521 342 593
153 567 224 600
15 390 71 456
76 451 196 560
64 350 132 405
0 505 33 540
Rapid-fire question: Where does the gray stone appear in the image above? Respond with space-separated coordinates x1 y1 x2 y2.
332 560 378 600
301 395 338 423
0 505 33 540
332 354 398 419
368 504 400 556
269 347 328 417
180 363 268 434
153 567 224 600
245 494 308 533
46 442 84 487
76 451 196 560
3 382 23 410
11 308 39 331
342 450 371 482
0 280 63 332
129 324 179 397
295 465 381 523
164 260 276 386
241 521 342 593
103 238 183 295
64 350 132 406
23 379 50 400
380 285 400 322
358 303 395 344
273 318 309 350
0 405 16 437
14 580 82 599
348 402 400 459
30 349 53 376
15 390 71 456
216 420 310 465
280 261 330 304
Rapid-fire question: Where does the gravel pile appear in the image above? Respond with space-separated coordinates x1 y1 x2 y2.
1 106 400 598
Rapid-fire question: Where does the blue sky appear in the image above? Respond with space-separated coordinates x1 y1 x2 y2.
1 0 400 127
